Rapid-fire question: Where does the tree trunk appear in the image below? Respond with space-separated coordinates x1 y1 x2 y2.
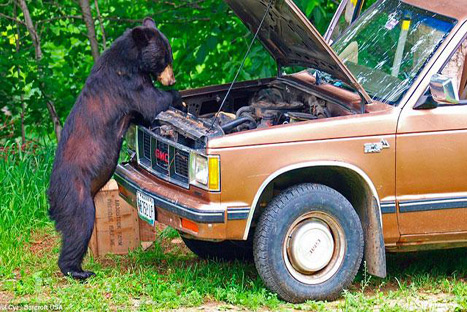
94 0 107 49
17 0 62 142
13 2 25 145
16 0 41 59
79 0 100 62
46 101 63 143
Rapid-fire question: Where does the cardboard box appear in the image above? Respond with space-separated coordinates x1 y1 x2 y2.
89 179 140 257
139 217 156 242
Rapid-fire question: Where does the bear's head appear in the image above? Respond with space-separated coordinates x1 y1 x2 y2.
132 18 175 86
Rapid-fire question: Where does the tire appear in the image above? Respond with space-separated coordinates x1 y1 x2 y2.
181 236 253 261
253 183 364 303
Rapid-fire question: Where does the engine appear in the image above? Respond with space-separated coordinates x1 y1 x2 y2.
199 84 331 134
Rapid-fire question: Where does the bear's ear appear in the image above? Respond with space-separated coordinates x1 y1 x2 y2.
132 27 150 48
142 17 157 29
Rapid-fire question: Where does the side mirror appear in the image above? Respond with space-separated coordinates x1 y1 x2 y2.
429 74 459 104
414 74 459 109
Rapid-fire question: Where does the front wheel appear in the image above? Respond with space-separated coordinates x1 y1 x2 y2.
253 183 364 303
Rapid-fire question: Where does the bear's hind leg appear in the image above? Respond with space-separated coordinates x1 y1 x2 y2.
57 194 96 280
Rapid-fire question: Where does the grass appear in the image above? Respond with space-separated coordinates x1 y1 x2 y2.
0 143 466 311
0 143 54 277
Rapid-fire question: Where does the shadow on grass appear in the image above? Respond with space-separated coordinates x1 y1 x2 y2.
386 248 466 278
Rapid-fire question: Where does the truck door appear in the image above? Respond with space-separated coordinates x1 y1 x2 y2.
396 33 467 239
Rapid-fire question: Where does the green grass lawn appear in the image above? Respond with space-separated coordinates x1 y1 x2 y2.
1 145 466 311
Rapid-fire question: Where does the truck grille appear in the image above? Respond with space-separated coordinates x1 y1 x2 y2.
143 131 151 159
174 150 189 178
137 127 190 188
155 140 169 170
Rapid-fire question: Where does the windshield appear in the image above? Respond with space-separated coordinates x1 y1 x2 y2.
332 0 456 105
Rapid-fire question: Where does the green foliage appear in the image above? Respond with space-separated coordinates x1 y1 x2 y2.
294 0 339 34
0 0 348 142
0 143 55 275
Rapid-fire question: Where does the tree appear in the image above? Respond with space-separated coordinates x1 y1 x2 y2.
17 0 63 142
79 0 100 62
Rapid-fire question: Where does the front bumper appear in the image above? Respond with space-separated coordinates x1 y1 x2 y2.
115 166 225 223
114 163 249 239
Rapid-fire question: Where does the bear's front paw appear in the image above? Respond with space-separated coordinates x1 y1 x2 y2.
169 90 187 112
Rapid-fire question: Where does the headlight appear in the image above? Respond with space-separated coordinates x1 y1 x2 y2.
125 124 136 152
189 153 220 191
193 154 208 185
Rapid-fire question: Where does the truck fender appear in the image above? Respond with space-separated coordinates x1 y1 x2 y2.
245 161 387 278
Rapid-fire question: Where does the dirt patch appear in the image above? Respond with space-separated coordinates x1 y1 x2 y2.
166 292 459 312
352 280 400 296
374 292 459 311
170 300 338 312
28 230 59 257
171 302 251 311
161 237 192 256
0 291 14 304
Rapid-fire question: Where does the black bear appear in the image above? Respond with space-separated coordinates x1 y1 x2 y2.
48 17 180 280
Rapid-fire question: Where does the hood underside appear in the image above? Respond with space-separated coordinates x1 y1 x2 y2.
225 0 371 103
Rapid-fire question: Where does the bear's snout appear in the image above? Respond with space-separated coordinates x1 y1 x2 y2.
158 64 176 86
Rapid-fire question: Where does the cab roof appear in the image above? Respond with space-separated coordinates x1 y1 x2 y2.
404 0 467 22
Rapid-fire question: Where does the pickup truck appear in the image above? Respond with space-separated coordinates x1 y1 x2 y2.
115 0 467 302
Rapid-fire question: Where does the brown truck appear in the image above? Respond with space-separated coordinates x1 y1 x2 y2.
115 0 467 303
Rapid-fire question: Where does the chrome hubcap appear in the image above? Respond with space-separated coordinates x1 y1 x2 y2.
284 211 345 285
288 219 334 273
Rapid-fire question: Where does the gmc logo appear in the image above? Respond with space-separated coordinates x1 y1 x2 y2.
155 148 169 164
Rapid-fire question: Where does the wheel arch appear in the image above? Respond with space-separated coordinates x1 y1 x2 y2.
245 161 387 278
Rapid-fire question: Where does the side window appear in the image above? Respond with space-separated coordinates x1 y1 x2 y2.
441 38 467 99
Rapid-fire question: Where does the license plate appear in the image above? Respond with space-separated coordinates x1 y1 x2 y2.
136 191 155 226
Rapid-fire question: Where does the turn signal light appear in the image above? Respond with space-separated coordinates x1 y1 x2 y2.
181 218 199 233
208 157 220 191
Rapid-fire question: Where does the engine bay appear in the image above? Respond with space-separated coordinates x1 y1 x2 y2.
200 83 333 133
151 79 355 149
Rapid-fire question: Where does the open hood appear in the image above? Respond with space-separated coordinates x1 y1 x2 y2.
225 0 371 103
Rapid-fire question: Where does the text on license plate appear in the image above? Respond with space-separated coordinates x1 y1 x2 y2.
136 191 155 226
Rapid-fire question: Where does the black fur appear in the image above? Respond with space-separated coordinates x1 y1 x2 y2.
48 18 178 280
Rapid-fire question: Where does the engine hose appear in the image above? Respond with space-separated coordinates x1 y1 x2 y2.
221 116 256 133
236 106 255 118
